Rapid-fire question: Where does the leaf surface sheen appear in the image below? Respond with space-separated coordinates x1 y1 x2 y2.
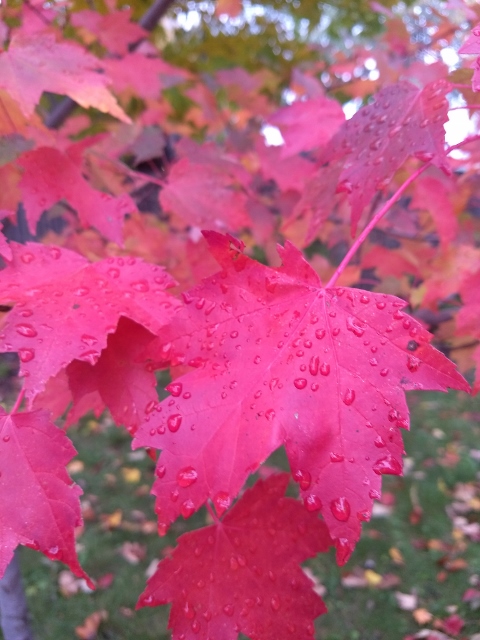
134 232 468 563
137 474 331 640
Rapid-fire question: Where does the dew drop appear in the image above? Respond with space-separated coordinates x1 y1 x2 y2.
3 435 10 443
308 355 319 376
265 408 275 421
167 414 182 432
330 496 351 521
167 382 183 397
372 455 402 475
346 317 365 337
181 499 195 518
357 510 371 522
223 604 234 617
407 355 420 372
293 378 307 390
21 252 35 264
177 466 198 488
330 452 344 463
320 362 330 376
131 280 149 292
380 368 389 377
191 620 200 634
81 334 97 347
374 436 386 448
214 491 231 514
15 324 37 338
18 348 35 363
376 301 386 310
79 350 99 366
270 596 281 612
253 355 261 364
304 494 322 512
293 469 311 490
360 295 370 304
230 330 239 338
315 328 326 340
73 287 89 296
343 389 355 406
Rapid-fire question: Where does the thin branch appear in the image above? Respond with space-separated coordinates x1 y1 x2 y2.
326 133 480 289
45 0 176 130
0 550 35 640
326 163 431 289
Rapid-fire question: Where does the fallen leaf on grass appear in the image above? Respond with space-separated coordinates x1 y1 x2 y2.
58 570 93 597
75 610 108 640
390 547 405 565
442 614 465 636
341 566 400 589
119 541 146 564
395 591 418 611
413 608 433 625
100 509 122 530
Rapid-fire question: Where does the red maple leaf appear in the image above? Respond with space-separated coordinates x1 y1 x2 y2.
0 242 179 400
286 80 451 240
133 232 468 563
0 407 92 586
0 33 129 122
18 146 136 244
160 156 250 231
137 474 331 640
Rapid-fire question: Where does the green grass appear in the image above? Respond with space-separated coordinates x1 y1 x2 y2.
12 390 480 639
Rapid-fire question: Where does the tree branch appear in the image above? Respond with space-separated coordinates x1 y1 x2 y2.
45 0 176 130
0 550 35 640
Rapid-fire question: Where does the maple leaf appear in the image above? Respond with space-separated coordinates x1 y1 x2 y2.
268 96 345 158
288 80 452 240
137 474 331 640
0 33 130 122
103 53 191 99
0 407 92 586
160 157 250 231
0 242 179 400
18 146 136 244
133 232 469 563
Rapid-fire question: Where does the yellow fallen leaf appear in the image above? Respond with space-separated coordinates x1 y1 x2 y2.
121 467 141 483
389 547 404 565
365 569 383 587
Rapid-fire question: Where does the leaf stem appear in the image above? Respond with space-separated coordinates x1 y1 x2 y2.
449 105 480 111
326 163 430 289
9 389 25 416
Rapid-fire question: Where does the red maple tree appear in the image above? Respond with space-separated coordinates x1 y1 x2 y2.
0 1 480 638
